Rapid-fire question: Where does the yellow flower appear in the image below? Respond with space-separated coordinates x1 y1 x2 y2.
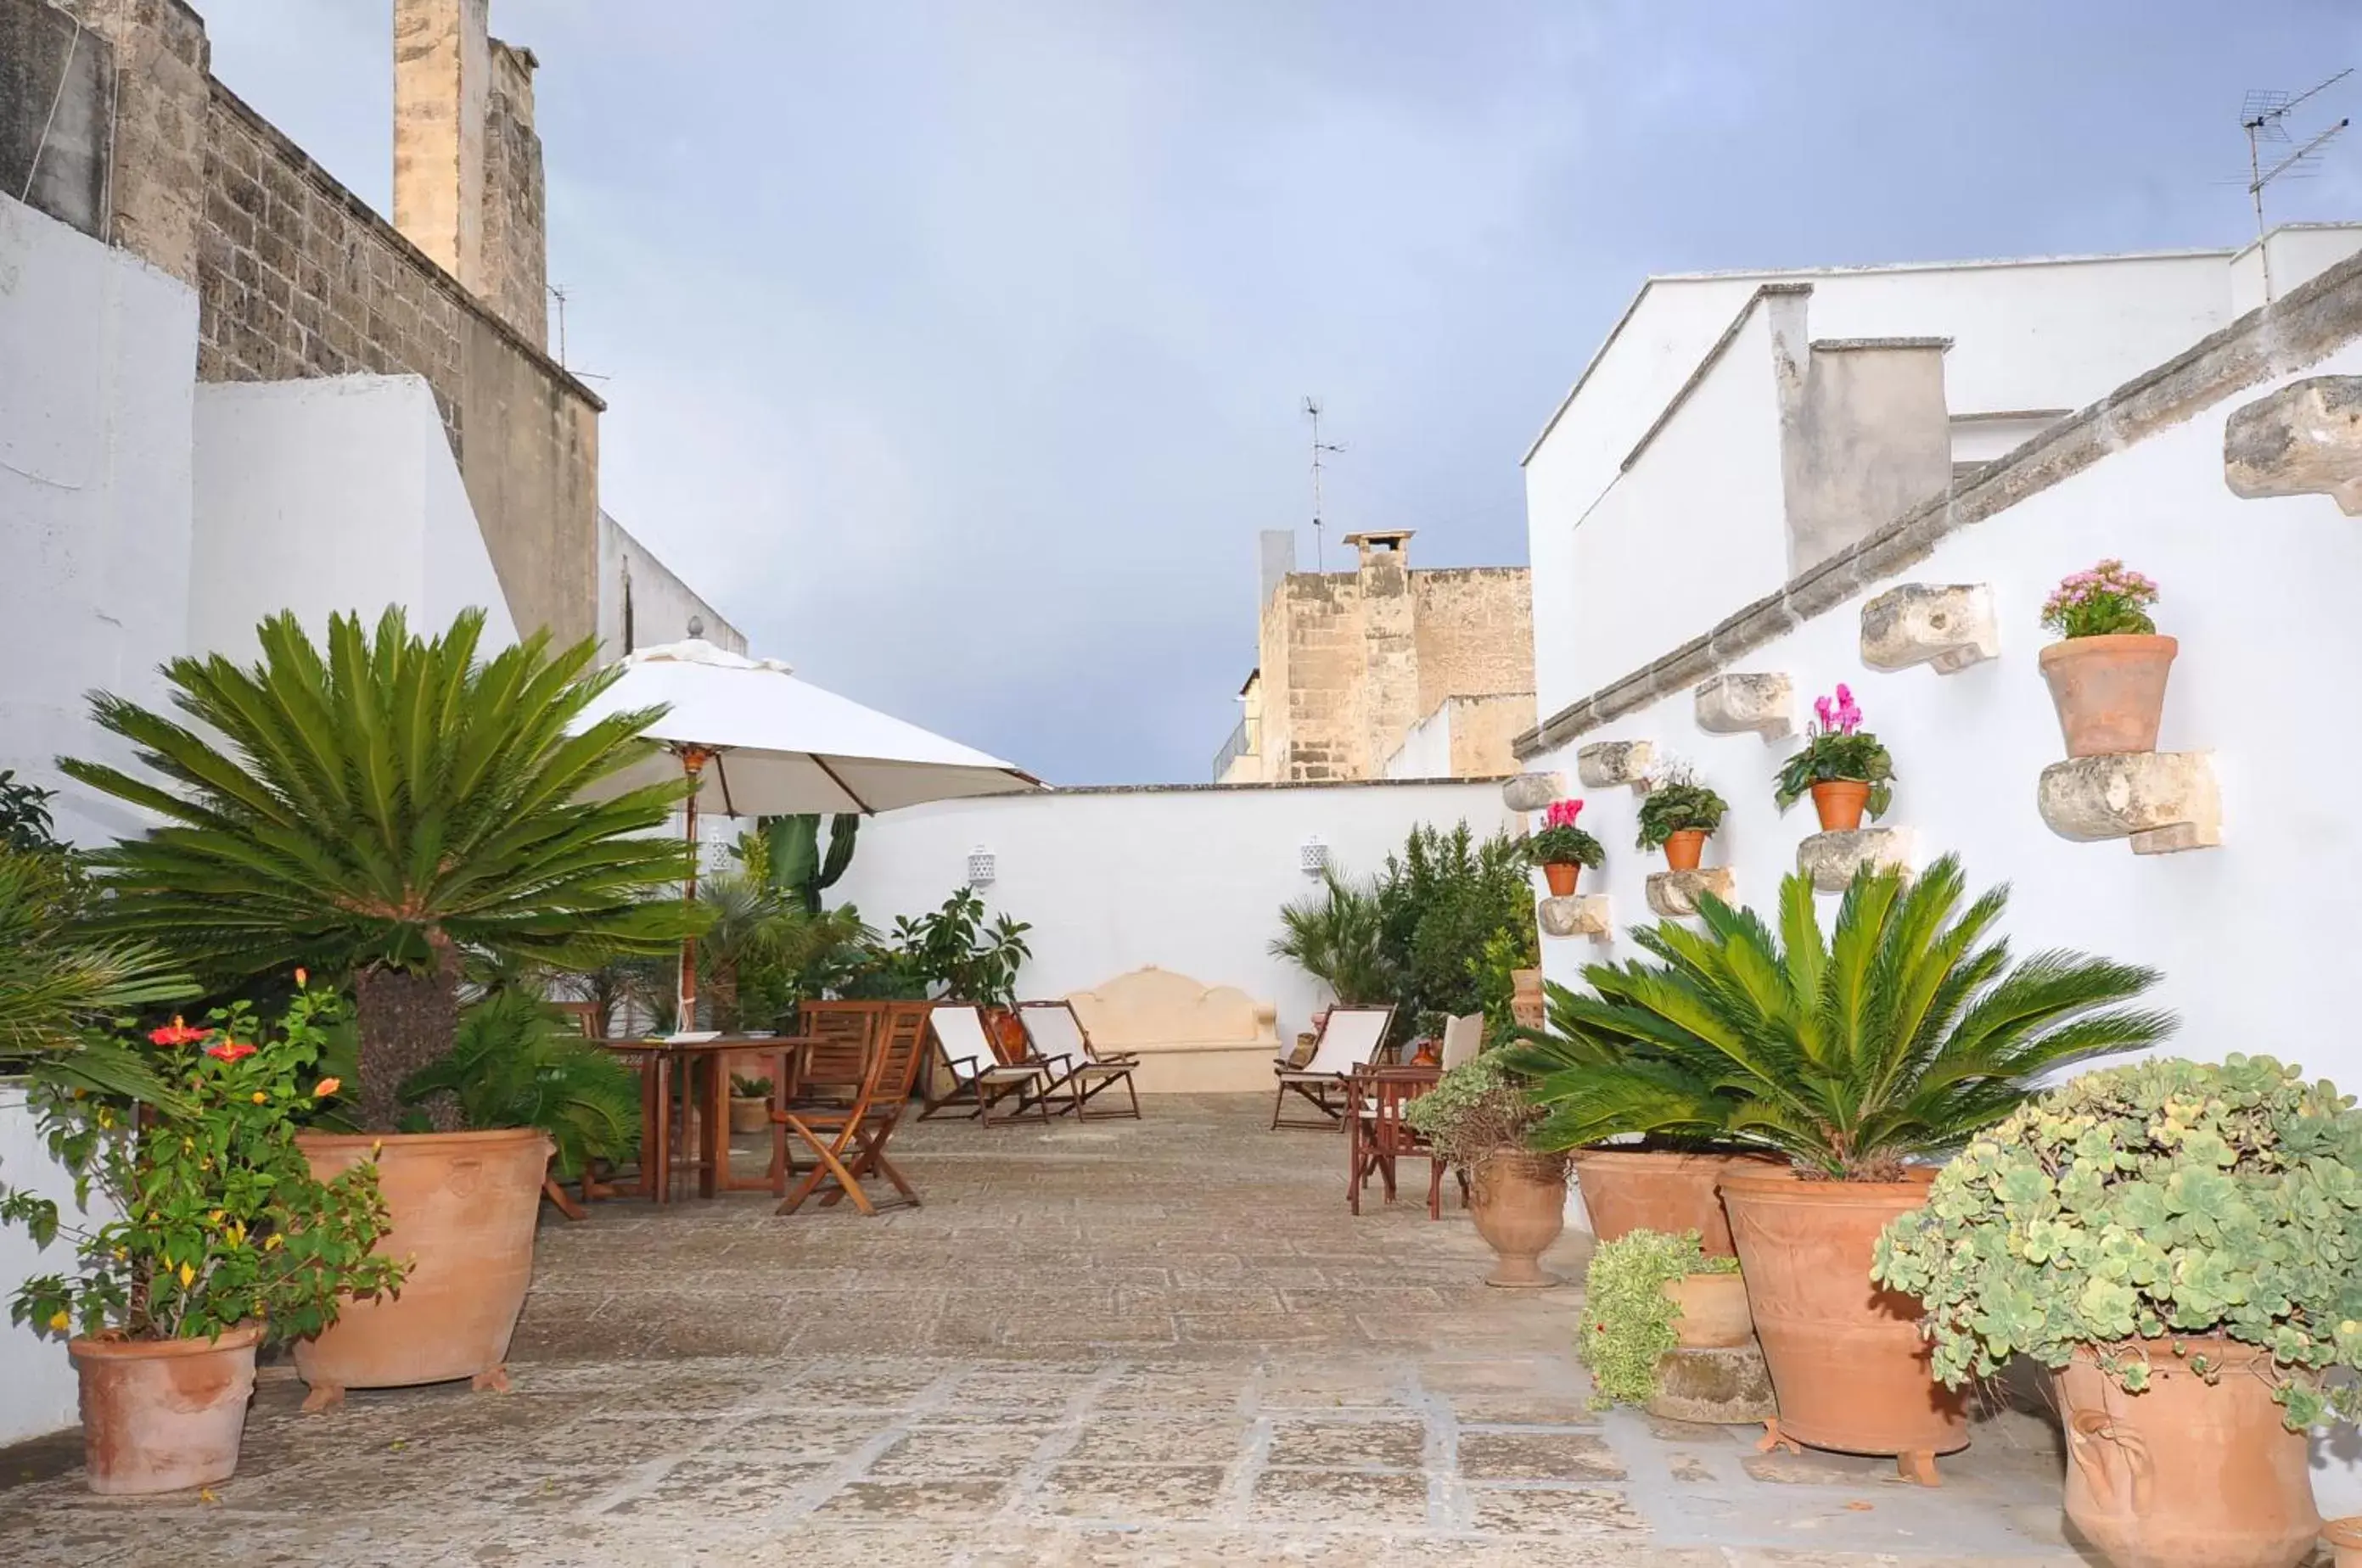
48 1310 69 1333
208 1210 223 1224
251 1091 267 1104
226 1221 245 1246
265 1234 283 1251
177 1263 195 1289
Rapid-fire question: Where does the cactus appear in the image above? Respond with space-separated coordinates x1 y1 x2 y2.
762 813 860 913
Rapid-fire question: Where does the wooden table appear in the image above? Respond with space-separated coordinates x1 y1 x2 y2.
597 1037 797 1202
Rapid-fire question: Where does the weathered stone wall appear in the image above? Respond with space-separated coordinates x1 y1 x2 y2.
76 0 210 285
480 40 546 350
1274 573 1355 782
1410 566 1533 718
1443 692 1535 778
0 0 114 240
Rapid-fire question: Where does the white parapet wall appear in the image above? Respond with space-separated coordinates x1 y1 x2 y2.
0 1084 109 1446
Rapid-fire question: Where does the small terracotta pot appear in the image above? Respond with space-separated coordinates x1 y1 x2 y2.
1663 829 1708 872
1469 1150 1569 1288
1509 969 1546 1032
2058 1338 2319 1568
1663 1271 1753 1348
2326 1516 2362 1568
2039 634 2178 758
1570 1148 1784 1257
295 1127 553 1409
728 1096 769 1135
1809 780 1872 832
1542 862 1581 898
1720 1173 1968 1469
71 1325 262 1495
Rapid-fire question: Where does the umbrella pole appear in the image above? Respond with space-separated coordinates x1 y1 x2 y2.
677 747 715 1029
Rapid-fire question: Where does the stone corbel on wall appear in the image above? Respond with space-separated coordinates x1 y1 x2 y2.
1859 583 1999 675
1694 674 1793 740
1647 868 1734 919
1502 772 1564 812
2037 753 2221 855
1577 741 1654 790
1538 894 1611 938
2225 376 2362 514
1797 828 1916 893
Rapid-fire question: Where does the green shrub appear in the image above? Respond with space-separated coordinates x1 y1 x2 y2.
398 990 642 1180
1574 1229 1739 1406
1872 1056 2362 1429
1402 1050 1546 1168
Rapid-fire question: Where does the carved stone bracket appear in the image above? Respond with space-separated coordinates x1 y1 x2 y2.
2225 375 2362 514
1577 741 1655 790
1860 583 1999 674
1647 868 1735 919
1538 894 1612 939
1797 828 1917 893
1694 674 1793 741
2037 753 2221 855
1502 772 1565 813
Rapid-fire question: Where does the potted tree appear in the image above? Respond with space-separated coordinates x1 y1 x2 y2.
1511 856 2172 1482
1774 686 1894 832
1402 1050 1568 1287
1528 798 1604 897
0 988 404 1492
1876 1056 2360 1568
1635 762 1728 872
2038 559 2174 757
1575 1229 1747 1407
62 608 695 1412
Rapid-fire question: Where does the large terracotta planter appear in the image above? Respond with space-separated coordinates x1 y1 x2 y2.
70 1324 261 1495
1664 1271 1752 1348
1720 1174 1967 1481
2039 634 2178 757
2057 1338 2319 1568
728 1095 769 1135
2326 1517 2362 1568
1570 1148 1783 1257
294 1127 553 1412
1542 862 1581 897
1468 1150 1569 1288
1663 829 1708 872
1809 780 1871 832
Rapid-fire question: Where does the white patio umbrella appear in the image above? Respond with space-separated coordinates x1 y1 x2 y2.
572 639 1041 1023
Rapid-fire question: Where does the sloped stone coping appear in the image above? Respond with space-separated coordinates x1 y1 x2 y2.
1860 583 1999 674
1647 868 1735 919
1797 828 1916 893
1538 894 1611 938
2037 753 2221 855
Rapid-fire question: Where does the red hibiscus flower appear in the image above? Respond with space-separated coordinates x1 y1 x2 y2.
149 1017 209 1048
204 1041 258 1064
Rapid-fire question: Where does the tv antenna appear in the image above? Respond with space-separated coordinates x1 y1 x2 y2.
2241 70 2352 300
1303 396 1345 571
544 283 609 381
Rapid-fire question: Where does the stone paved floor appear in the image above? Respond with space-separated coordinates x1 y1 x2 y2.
0 1095 2101 1566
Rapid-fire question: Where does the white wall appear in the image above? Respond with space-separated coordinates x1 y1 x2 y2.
0 196 199 847
2229 225 2362 316
598 512 747 661
1382 705 1453 781
0 1088 109 1445
190 376 519 664
833 781 1513 1042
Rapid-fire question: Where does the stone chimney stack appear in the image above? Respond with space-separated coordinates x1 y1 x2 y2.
393 0 548 350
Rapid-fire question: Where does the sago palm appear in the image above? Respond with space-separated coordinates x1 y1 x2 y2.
1507 855 2174 1179
0 849 193 1100
61 608 696 1132
1271 871 1400 1007
401 990 642 1179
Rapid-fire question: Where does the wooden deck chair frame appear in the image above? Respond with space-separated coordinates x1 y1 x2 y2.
920 1005 1052 1126
1017 1000 1142 1121
774 1002 931 1216
1272 1005 1394 1129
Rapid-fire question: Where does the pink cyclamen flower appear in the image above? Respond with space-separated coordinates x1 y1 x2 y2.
1544 798 1585 829
1814 696 1833 730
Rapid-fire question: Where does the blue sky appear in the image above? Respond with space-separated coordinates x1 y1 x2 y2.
199 2 2362 784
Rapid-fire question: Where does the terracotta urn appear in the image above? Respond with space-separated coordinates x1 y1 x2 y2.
1720 1173 1967 1482
70 1325 262 1495
2058 1338 2320 1568
1663 829 1708 872
1663 1271 1753 1349
1542 862 1582 898
728 1095 770 1135
2326 1517 2362 1568
1809 780 1872 833
294 1127 553 1412
1569 1148 1784 1257
1468 1150 1569 1288
2039 634 2178 757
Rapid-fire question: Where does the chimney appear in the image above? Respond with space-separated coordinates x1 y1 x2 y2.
393 0 549 350
1343 529 1414 574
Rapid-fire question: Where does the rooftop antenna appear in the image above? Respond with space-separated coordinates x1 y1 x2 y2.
543 283 610 382
1303 396 1345 572
2241 70 2352 300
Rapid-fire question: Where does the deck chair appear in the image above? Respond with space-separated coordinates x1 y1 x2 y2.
1018 1000 1142 1121
921 1005 1052 1126
774 1001 932 1216
1272 1005 1394 1129
1439 1012 1485 1071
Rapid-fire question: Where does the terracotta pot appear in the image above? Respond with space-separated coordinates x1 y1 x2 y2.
1809 779 1871 832
728 1095 769 1135
1720 1174 1968 1465
1570 1148 1783 1257
2326 1517 2362 1568
1663 829 1708 872
2039 634 2178 758
1509 969 1546 1032
1542 862 1581 897
1663 1271 1753 1348
1468 1150 1569 1288
294 1127 553 1409
70 1325 261 1495
2057 1338 2319 1568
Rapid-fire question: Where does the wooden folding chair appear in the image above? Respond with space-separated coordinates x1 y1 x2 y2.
920 1005 1054 1125
774 1002 932 1216
1018 1000 1142 1121
1273 1006 1394 1129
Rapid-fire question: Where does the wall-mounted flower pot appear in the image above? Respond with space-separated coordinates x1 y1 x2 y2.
70 1325 262 1495
1542 862 1582 897
2038 634 2178 757
1809 780 1871 832
2058 1337 2319 1568
1663 830 1708 872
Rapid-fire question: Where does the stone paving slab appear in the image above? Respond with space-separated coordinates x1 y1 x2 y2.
0 1095 2100 1565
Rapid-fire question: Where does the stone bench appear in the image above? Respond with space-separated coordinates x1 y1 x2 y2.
1063 966 1282 1094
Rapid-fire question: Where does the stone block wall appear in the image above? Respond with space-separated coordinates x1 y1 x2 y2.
480 40 547 352
1411 566 1534 717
